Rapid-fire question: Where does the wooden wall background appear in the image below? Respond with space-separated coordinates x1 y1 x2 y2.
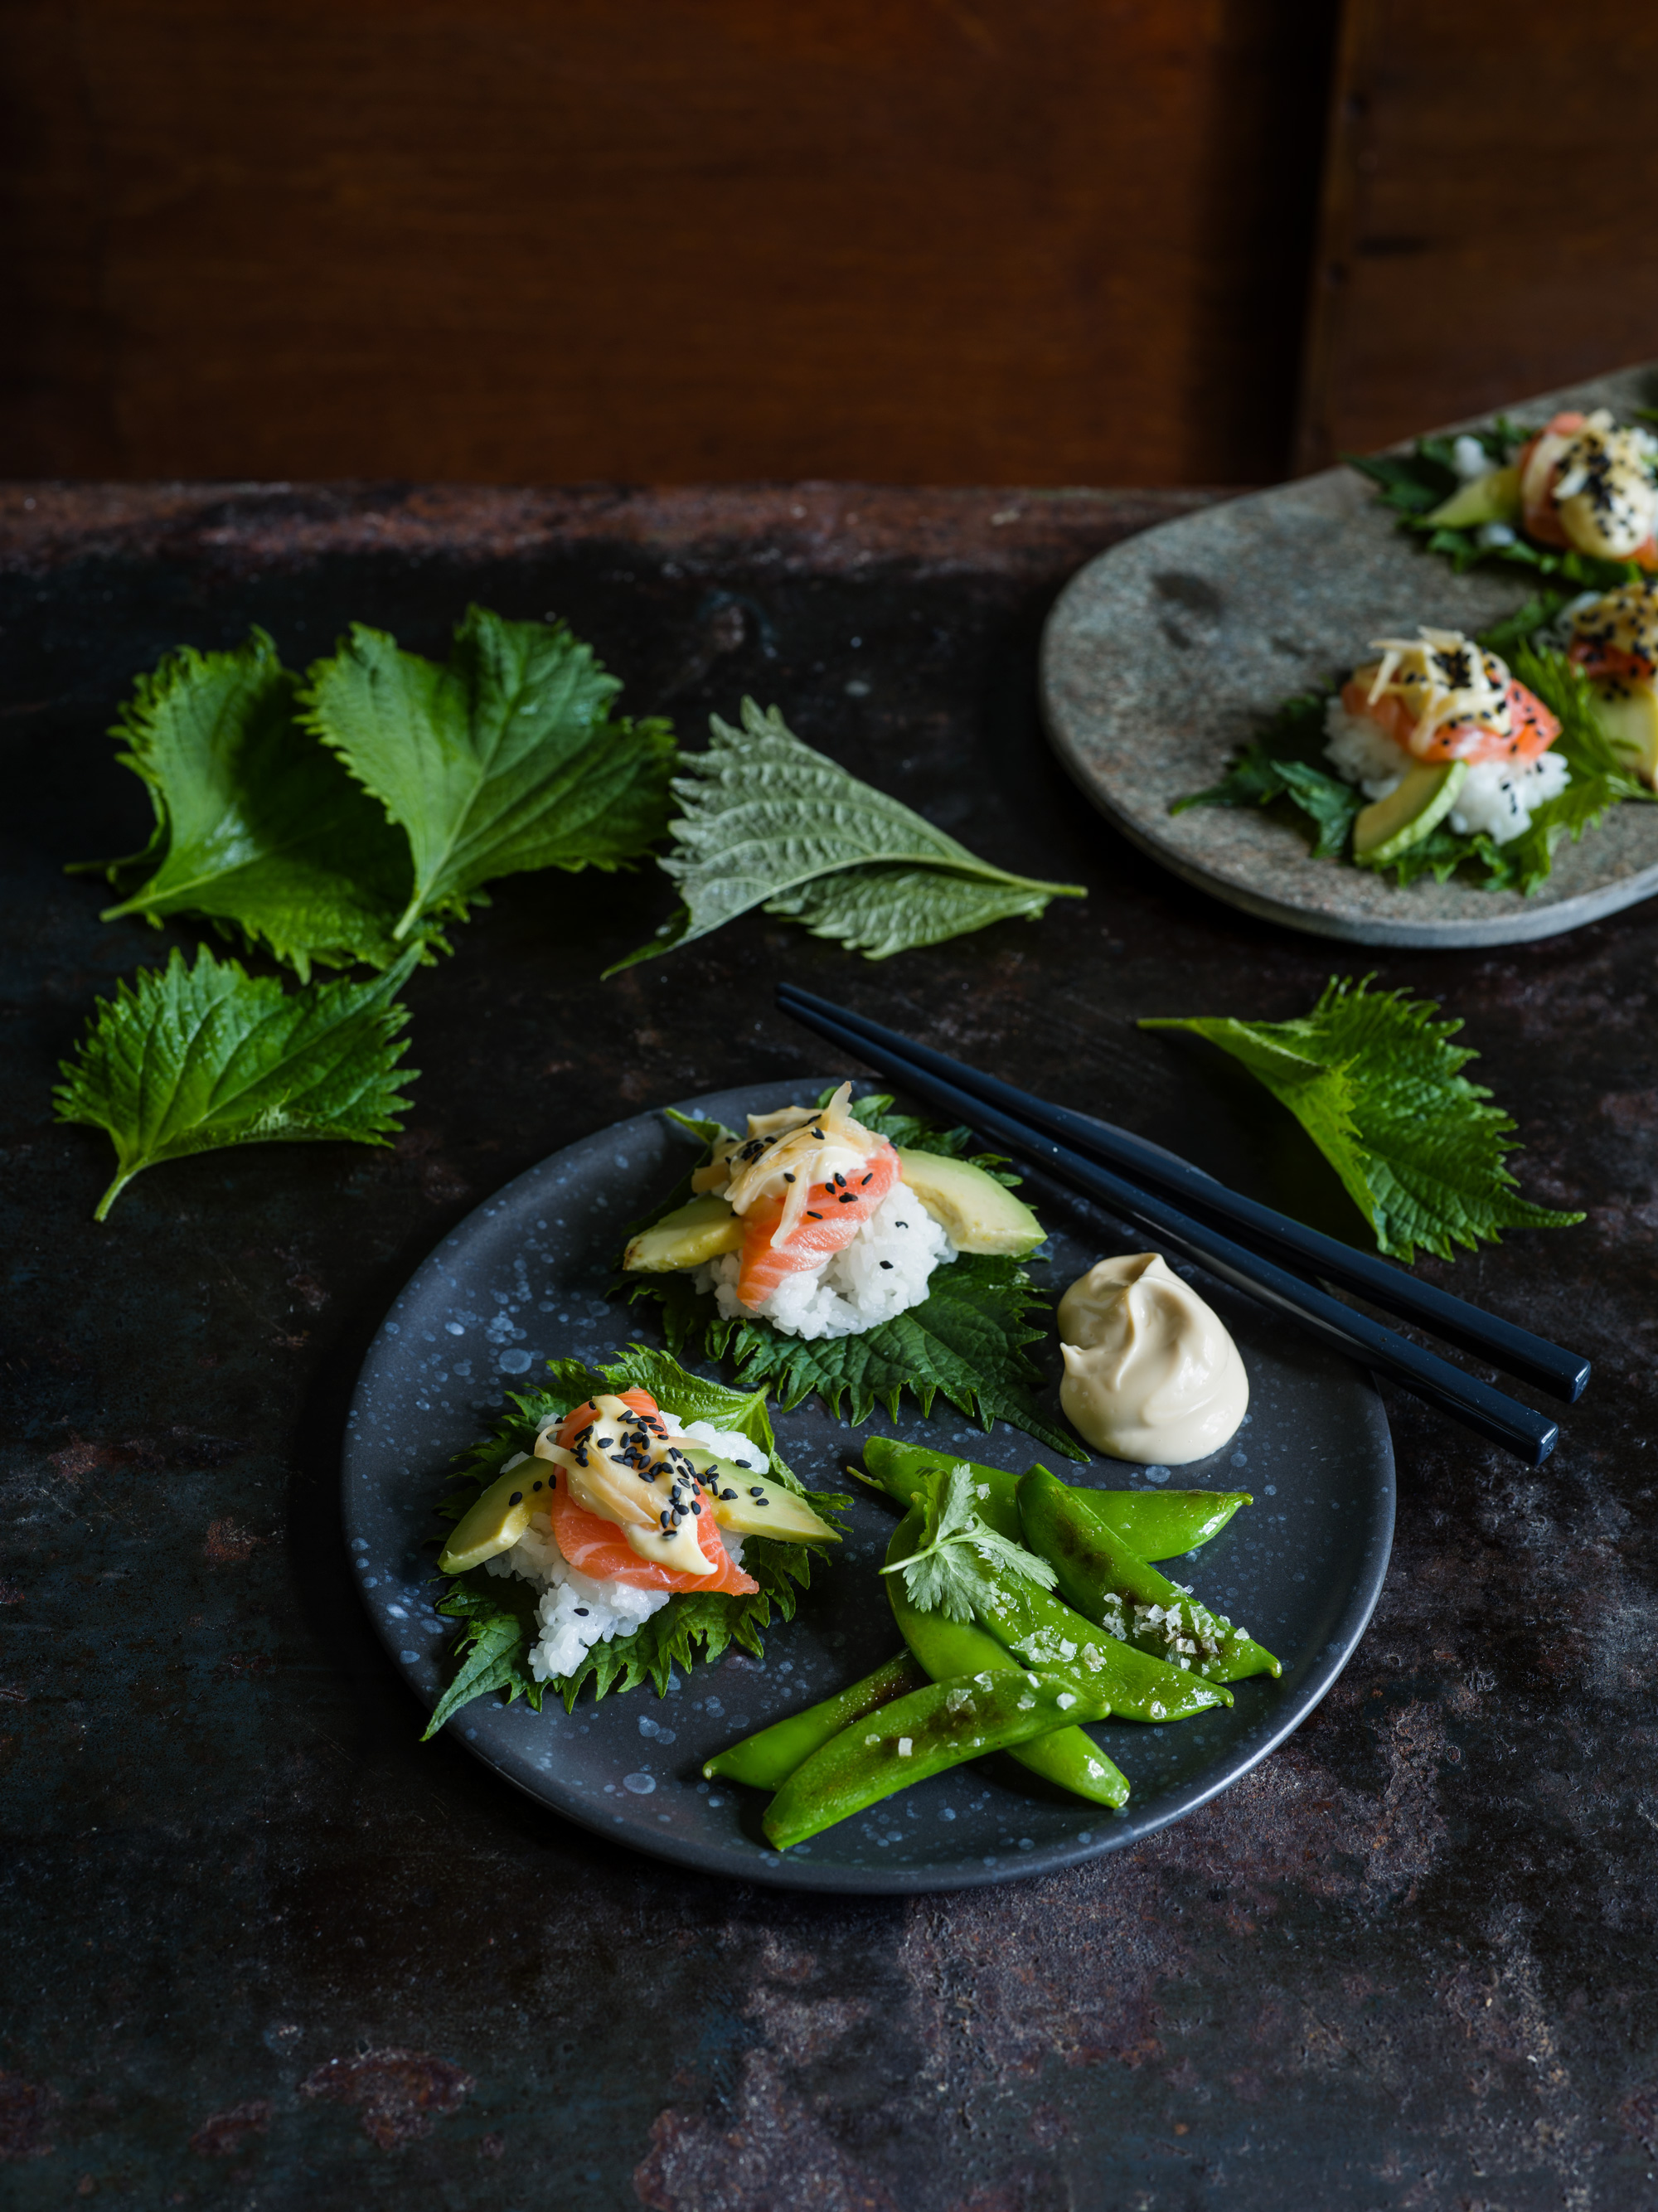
2 0 1656 487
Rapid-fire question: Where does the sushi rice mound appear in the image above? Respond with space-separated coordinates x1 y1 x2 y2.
693 1180 957 1341
484 1412 767 1681
1323 696 1570 846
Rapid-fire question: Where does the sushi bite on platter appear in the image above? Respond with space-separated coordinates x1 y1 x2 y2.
1355 405 1658 585
1322 625 1569 862
1176 595 1658 893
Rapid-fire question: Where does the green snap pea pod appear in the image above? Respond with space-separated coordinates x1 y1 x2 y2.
886 1514 1129 1808
764 1668 1111 1850
1075 1486 1251 1562
857 1438 1250 1562
966 1536 1232 1722
702 1651 926 1790
1018 1467 1281 1685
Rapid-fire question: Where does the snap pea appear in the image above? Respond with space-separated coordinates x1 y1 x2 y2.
857 1438 1249 1562
965 1532 1233 1722
763 1667 1110 1850
886 1512 1129 1807
1018 1466 1281 1685
702 1651 926 1790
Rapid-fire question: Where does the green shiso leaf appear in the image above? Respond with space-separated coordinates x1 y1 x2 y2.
609 696 1084 971
616 1092 1076 1454
302 604 676 940
72 630 430 978
425 1346 847 1732
1141 974 1584 1264
53 942 419 1220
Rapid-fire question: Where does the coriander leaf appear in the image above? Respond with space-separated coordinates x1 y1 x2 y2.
626 1249 1083 1458
880 1464 1058 1623
78 630 426 978
610 696 1084 970
1142 974 1583 1262
765 861 1066 959
303 605 676 939
54 942 419 1220
1171 694 1361 861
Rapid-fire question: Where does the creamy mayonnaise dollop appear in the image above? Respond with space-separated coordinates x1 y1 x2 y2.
1057 1254 1248 1465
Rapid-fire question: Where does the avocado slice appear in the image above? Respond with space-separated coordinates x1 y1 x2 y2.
1425 463 1522 530
438 1453 555 1574
1593 681 1658 788
623 1192 743 1273
676 1447 841 1542
894 1148 1045 1256
1353 760 1467 866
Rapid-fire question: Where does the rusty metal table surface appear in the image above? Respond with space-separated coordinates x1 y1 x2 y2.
2 483 1654 2211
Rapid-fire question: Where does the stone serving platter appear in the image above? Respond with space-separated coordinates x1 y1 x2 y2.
1040 363 1658 947
342 1081 1395 1894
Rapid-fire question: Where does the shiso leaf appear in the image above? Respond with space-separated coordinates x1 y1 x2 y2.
302 605 676 939
53 943 419 1220
881 1463 1059 1623
609 696 1084 969
74 630 429 977
1141 974 1584 1264
764 861 1068 959
425 1347 846 1732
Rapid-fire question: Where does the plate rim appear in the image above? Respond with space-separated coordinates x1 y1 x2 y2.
1040 361 1658 948
342 1083 1398 1894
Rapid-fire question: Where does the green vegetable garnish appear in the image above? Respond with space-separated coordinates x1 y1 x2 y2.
73 630 430 977
1141 973 1584 1264
621 1090 1081 1458
609 696 1084 970
425 1348 846 1731
302 604 676 939
53 943 419 1220
880 1464 1058 1624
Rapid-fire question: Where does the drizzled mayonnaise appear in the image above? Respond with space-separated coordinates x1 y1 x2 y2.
1057 1254 1248 1466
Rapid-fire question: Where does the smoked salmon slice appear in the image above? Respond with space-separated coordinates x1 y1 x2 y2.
1340 675 1559 766
735 1138 901 1310
547 1467 758 1594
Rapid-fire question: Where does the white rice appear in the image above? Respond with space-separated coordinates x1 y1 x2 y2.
482 1411 756 1681
691 1179 955 1341
1323 695 1570 846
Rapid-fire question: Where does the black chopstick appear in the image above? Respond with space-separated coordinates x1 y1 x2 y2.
779 981 1589 1404
777 986 1559 1467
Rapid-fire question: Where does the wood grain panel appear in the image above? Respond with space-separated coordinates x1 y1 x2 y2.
0 0 1333 483
1298 0 1658 466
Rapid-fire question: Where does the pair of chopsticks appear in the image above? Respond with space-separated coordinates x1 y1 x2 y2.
776 981 1588 1467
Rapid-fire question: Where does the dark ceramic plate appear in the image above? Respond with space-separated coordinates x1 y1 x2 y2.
342 1081 1394 1894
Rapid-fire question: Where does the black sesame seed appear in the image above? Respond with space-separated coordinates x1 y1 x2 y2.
783 1171 797 1183
895 1220 909 1229
880 1259 894 1269
861 1173 872 1185
691 1502 702 1516
532 1479 544 1492
508 1491 523 1506
749 1486 765 1497
596 1437 613 1448
805 1210 822 1220
573 1606 589 1617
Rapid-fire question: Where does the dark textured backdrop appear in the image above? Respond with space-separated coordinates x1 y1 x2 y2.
2 483 1656 2208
